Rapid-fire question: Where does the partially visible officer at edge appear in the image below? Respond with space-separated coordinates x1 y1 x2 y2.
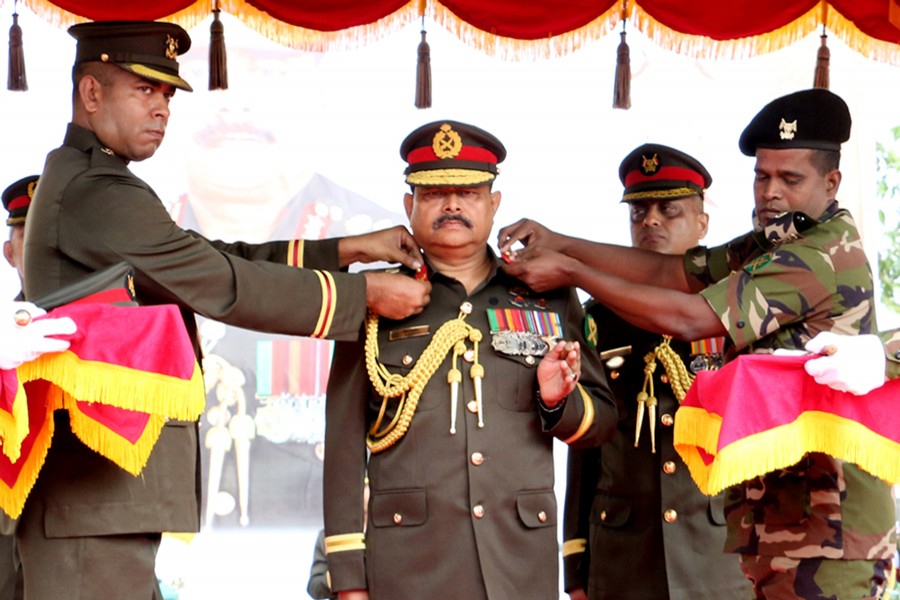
563 144 750 600
498 89 896 599
20 20 429 600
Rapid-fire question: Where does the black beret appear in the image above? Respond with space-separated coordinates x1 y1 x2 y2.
619 143 711 202
2 175 39 226
69 21 193 92
739 89 850 156
401 120 506 187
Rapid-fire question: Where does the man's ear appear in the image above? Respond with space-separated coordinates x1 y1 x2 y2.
2 241 14 269
697 211 709 241
78 75 103 114
490 191 502 216
404 192 414 220
825 169 842 198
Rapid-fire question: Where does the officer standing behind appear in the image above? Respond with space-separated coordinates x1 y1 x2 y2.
20 21 429 600
1 175 44 600
3 175 38 295
563 145 750 599
499 89 896 599
323 120 616 600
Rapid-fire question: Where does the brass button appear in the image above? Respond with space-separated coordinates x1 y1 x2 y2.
100 53 109 62
464 349 475 363
663 509 677 523
393 513 403 525
610 371 620 380
402 354 413 366
660 374 669 384
470 452 484 466
472 504 485 519
537 510 547 523
663 461 676 475
467 400 478 414
525 355 535 365
660 414 674 427
460 302 473 315
600 510 607 522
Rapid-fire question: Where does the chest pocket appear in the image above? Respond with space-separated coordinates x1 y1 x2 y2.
487 350 538 412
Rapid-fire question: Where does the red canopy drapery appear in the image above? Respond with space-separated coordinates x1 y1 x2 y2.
11 0 900 63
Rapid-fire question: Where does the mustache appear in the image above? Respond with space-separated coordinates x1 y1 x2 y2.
433 214 473 229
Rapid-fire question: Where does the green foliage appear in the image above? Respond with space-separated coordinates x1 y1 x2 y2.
878 126 900 315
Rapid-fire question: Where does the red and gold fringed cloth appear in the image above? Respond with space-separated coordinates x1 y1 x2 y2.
674 353 900 496
0 302 204 518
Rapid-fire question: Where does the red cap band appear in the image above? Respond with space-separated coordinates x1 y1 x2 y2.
406 145 499 166
624 166 706 189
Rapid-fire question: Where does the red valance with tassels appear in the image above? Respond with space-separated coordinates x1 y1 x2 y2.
11 0 900 62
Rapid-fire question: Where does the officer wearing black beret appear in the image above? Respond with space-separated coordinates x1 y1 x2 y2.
324 120 616 599
500 90 894 600
20 20 429 599
738 88 850 155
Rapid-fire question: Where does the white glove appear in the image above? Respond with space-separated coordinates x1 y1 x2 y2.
0 301 77 370
803 331 886 395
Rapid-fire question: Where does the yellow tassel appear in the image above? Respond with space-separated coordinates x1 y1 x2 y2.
415 27 432 109
613 29 631 109
7 11 27 91
813 33 829 89
209 7 228 90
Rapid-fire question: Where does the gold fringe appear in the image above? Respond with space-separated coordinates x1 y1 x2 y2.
16 350 205 422
219 0 418 52
675 407 900 496
19 0 211 31
62 393 167 476
825 6 900 66
0 378 30 463
430 1 621 61
17 0 900 63
631 3 821 60
0 402 54 519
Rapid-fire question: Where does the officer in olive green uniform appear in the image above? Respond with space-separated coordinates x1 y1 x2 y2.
0 176 33 600
323 121 617 600
20 21 426 600
562 146 750 599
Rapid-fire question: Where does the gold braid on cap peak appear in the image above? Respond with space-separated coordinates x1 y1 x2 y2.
407 169 496 187
365 307 482 453
623 187 701 202
635 336 695 453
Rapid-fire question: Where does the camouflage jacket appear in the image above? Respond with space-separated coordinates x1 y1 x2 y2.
684 202 896 560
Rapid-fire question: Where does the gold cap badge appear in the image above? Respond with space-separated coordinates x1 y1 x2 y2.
432 124 463 159
165 35 178 60
640 153 660 175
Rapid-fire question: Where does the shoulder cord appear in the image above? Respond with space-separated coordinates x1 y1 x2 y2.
365 307 482 453
635 335 695 453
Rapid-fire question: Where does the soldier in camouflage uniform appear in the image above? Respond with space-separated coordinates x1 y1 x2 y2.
499 89 896 599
